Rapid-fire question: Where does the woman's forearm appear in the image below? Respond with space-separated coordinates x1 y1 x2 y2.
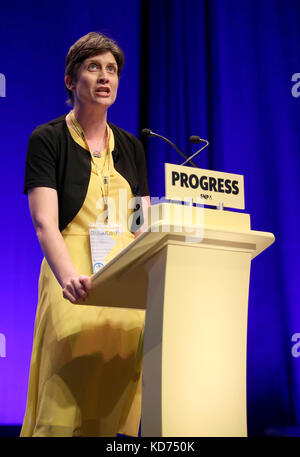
28 187 92 304
36 222 77 288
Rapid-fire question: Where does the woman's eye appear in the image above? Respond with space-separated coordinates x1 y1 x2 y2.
87 62 117 73
88 63 98 71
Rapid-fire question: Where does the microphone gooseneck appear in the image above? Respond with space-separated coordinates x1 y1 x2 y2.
181 137 209 166
141 128 199 168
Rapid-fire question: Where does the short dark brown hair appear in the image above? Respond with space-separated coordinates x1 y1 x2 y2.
65 31 125 105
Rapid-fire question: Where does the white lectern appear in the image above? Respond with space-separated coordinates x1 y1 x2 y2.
82 202 275 437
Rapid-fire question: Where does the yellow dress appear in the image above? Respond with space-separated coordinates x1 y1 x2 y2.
20 122 145 437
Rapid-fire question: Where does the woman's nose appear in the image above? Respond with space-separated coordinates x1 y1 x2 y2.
97 71 109 83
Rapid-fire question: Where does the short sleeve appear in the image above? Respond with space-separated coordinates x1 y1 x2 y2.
23 128 57 194
135 138 150 196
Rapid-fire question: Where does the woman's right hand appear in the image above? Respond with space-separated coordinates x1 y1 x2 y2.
62 275 93 304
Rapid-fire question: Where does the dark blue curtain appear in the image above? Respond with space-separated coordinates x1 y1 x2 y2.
142 0 300 436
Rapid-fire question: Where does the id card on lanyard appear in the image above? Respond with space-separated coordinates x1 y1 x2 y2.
89 222 123 273
88 140 124 273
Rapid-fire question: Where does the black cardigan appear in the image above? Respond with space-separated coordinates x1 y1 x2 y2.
23 115 149 231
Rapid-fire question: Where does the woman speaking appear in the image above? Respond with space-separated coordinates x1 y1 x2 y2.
21 32 150 437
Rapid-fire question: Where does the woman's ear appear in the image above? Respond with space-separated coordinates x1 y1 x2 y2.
65 75 75 90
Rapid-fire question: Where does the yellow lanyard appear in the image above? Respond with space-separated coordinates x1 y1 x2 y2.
69 110 111 222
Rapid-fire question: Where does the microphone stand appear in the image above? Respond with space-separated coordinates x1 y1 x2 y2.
142 129 199 168
181 139 209 166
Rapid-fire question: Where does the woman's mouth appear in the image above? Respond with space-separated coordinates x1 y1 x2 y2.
95 86 110 96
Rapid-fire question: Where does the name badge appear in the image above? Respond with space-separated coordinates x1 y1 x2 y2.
89 223 123 273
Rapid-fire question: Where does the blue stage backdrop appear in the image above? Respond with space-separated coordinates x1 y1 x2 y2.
1 0 300 436
143 0 300 436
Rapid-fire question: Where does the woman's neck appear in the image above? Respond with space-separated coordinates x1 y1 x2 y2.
72 104 107 141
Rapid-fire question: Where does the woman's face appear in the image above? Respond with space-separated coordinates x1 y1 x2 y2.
68 51 119 109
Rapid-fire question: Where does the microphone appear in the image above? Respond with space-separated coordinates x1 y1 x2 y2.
141 128 152 137
189 135 202 144
180 136 210 166
141 128 199 168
